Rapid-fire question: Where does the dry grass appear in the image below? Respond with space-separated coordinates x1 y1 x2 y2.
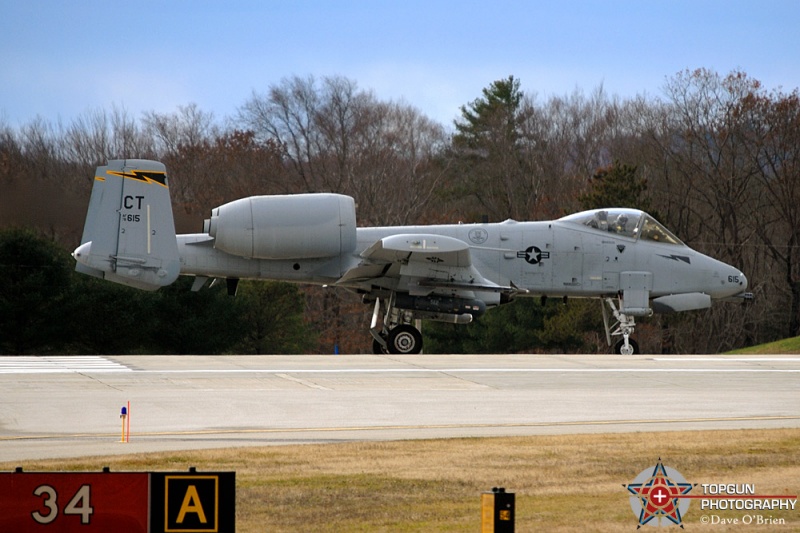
4 429 799 531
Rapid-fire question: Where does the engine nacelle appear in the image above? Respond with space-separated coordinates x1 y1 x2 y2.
205 193 357 260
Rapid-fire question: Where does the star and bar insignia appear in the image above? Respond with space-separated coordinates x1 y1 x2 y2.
516 246 550 265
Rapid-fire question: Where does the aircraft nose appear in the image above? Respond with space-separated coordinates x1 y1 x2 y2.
721 266 747 298
711 258 748 299
726 268 747 291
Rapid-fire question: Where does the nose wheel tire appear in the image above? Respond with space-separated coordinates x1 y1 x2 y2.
614 338 639 355
387 324 423 354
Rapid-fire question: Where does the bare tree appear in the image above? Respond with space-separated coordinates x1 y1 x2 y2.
0 120 23 185
633 69 766 350
349 101 448 225
238 75 448 224
739 87 800 336
656 70 760 265
142 103 217 158
141 104 220 213
239 75 327 192
521 86 624 218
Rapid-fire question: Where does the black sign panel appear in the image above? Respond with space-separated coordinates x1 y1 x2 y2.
149 472 235 533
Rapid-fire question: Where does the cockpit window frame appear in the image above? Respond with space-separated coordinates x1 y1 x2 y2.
558 208 684 246
638 214 684 245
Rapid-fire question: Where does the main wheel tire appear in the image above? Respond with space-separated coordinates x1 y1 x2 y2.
387 325 423 354
614 338 639 355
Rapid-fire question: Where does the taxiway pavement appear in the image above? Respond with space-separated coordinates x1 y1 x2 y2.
0 353 798 462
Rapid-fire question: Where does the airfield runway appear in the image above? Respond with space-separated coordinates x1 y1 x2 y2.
0 353 798 462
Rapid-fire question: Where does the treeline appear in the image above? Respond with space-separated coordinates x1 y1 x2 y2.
1 68 798 354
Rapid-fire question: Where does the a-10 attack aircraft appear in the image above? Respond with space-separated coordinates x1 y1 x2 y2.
74 160 752 355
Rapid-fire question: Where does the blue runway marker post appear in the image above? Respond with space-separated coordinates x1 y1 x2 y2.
119 402 130 443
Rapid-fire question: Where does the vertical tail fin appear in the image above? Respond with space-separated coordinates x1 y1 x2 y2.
73 159 180 291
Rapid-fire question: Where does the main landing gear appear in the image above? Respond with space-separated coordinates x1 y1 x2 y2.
602 296 640 355
369 296 424 355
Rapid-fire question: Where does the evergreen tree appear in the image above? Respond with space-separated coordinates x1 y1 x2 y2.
579 160 655 215
65 276 159 354
148 277 248 354
0 228 73 354
232 281 317 354
454 75 523 150
451 76 536 221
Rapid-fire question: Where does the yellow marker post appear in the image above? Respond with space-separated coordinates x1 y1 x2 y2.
481 487 515 532
120 404 128 443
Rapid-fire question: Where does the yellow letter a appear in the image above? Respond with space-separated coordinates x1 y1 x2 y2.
176 485 207 524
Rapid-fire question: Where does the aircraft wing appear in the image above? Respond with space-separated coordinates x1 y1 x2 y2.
337 234 516 296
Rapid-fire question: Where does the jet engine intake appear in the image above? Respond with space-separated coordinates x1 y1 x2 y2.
204 193 357 260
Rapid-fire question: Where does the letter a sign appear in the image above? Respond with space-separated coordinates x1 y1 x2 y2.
176 484 208 524
150 472 235 533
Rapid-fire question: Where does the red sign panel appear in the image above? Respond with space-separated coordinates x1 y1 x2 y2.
0 473 149 533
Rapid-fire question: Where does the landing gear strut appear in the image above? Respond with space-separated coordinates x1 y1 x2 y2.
602 297 639 355
369 296 424 354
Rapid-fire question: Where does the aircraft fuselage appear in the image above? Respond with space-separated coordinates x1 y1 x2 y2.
74 160 750 354
177 219 746 302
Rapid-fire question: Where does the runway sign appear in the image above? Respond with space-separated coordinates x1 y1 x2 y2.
151 472 236 532
0 471 235 533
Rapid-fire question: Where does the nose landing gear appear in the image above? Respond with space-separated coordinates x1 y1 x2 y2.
602 297 640 355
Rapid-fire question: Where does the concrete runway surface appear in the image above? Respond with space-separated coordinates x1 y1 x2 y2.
0 353 798 462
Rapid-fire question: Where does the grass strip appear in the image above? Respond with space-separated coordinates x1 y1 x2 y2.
3 428 798 531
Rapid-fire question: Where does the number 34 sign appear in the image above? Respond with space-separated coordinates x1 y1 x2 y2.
0 470 235 533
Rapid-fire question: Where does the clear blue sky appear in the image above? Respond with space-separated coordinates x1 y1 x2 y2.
2 0 798 128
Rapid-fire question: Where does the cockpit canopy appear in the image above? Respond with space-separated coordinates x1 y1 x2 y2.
559 208 684 245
